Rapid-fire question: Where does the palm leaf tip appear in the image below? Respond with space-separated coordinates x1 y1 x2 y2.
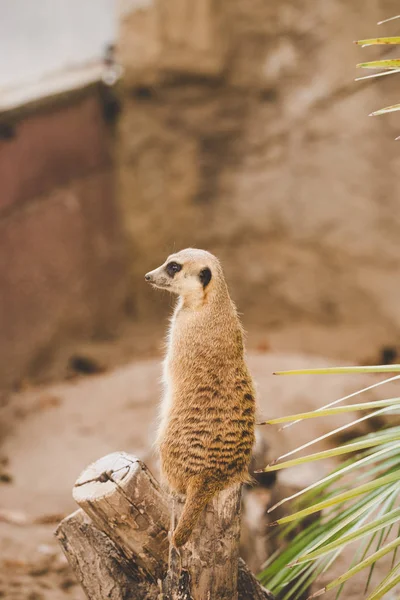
355 68 400 82
307 589 325 599
354 37 400 46
378 15 400 25
357 59 400 70
254 459 279 472
369 103 400 116
274 365 400 375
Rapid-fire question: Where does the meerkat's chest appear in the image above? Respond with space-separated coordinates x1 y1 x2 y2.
163 309 246 403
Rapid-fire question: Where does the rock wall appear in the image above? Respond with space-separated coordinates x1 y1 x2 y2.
117 0 400 356
0 89 128 389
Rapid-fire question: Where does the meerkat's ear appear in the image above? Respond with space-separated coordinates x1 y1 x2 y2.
199 267 212 288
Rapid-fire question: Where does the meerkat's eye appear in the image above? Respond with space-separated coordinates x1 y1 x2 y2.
166 262 182 277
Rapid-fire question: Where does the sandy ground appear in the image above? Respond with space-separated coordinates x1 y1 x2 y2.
0 348 397 599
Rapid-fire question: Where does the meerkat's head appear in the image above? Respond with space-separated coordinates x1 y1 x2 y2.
145 248 223 304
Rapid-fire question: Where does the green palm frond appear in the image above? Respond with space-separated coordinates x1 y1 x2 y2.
258 366 400 599
274 365 400 375
357 59 400 70
355 18 400 135
355 38 400 47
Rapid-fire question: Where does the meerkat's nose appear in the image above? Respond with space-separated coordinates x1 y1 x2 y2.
145 273 152 281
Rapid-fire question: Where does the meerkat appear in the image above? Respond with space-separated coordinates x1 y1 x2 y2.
145 248 255 547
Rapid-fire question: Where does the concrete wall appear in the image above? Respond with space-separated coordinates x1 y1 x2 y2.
0 89 127 388
117 0 400 358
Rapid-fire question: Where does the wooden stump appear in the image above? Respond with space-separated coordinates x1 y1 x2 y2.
72 452 169 580
56 452 274 600
56 509 159 600
163 485 241 600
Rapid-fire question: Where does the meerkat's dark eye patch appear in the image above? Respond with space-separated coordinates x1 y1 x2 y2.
166 262 182 277
199 267 212 288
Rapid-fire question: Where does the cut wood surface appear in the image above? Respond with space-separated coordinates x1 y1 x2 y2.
57 452 274 600
72 452 170 580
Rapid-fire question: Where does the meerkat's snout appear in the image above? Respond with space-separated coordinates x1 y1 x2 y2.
144 265 173 289
144 265 171 289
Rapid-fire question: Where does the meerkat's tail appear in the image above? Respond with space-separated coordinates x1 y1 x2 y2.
172 479 218 547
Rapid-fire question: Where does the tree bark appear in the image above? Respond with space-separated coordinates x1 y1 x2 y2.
238 559 275 600
57 452 274 600
56 509 159 600
163 485 241 600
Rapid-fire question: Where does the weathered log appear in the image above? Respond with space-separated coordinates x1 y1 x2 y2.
238 559 275 600
163 486 275 600
163 485 241 600
56 509 159 600
57 452 274 600
72 452 170 581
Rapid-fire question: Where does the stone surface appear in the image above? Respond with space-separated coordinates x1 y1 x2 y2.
117 0 400 358
0 94 111 213
0 91 128 389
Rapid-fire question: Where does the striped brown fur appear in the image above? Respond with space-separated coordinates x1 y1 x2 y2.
145 249 255 547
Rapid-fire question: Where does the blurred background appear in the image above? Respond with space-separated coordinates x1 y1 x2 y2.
1 1 400 598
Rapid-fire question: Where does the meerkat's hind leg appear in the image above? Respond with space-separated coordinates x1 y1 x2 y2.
172 477 220 547
169 491 183 542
